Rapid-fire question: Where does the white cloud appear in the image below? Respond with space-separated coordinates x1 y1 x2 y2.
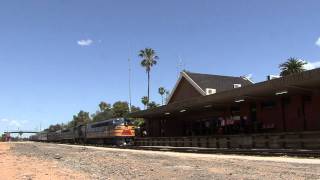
21 120 28 124
304 61 320 70
316 37 320 47
0 118 28 128
9 120 21 127
0 118 9 122
77 39 93 46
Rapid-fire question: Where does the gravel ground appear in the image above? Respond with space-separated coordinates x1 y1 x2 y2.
0 142 88 180
10 142 320 180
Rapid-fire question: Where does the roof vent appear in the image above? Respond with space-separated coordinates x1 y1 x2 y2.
233 84 242 88
206 88 216 95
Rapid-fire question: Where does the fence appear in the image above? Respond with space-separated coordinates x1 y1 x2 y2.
134 131 320 150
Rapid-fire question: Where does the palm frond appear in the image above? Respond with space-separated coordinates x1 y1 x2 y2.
279 57 307 76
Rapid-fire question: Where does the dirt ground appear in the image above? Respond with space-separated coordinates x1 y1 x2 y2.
2 142 320 180
0 142 88 180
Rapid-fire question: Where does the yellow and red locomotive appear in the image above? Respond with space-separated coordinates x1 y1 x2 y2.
80 118 135 145
31 118 135 146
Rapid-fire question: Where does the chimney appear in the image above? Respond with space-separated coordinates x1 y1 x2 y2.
267 75 280 80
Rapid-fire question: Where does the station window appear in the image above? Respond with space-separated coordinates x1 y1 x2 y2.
233 84 242 88
206 88 216 95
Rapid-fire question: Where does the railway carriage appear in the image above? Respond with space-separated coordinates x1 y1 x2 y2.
36 132 48 142
47 130 62 142
74 124 86 143
61 128 75 143
29 134 39 141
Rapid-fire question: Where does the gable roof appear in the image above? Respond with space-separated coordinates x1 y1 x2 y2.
166 71 253 104
185 72 253 93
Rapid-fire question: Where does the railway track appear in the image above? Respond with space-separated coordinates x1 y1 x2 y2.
119 146 320 158
74 143 320 158
36 141 320 158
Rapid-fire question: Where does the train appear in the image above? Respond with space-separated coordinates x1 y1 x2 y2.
30 118 135 146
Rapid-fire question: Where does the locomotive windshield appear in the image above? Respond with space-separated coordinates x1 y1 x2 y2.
124 119 134 126
90 118 134 128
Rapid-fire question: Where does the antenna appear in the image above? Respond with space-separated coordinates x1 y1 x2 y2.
177 55 186 78
177 56 182 78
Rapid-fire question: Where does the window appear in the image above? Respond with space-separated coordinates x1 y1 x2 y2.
206 88 216 95
233 84 242 88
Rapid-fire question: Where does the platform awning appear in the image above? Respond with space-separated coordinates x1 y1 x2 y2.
129 68 320 119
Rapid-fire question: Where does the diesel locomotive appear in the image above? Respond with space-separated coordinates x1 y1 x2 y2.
30 118 135 146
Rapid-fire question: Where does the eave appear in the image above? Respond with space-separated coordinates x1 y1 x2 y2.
129 68 320 119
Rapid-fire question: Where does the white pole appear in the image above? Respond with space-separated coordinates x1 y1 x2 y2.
128 58 132 112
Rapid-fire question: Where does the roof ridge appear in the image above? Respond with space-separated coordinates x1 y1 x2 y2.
185 71 243 79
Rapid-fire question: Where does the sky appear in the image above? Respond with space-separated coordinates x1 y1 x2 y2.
0 0 320 134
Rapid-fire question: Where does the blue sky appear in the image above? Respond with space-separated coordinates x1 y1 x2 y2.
1 0 320 134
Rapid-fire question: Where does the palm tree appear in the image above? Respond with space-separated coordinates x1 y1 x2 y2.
165 90 170 103
279 57 307 76
139 48 159 102
99 101 110 112
141 96 149 110
158 87 166 105
147 101 159 109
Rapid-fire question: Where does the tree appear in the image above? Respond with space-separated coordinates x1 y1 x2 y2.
69 110 91 127
165 90 170 103
92 110 113 122
130 106 143 128
141 96 149 109
133 118 145 127
99 101 111 112
139 48 159 102
77 111 91 124
92 101 113 122
46 100 141 130
1 134 5 141
48 124 62 132
61 123 69 129
147 101 159 109
130 105 141 113
158 87 166 105
112 101 129 117
279 57 307 76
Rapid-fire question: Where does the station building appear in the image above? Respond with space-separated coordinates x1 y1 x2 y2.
130 68 320 137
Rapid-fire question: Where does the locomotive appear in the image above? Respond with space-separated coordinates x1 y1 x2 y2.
30 118 135 146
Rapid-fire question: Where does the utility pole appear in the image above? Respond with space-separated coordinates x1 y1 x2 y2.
128 58 132 112
128 40 133 113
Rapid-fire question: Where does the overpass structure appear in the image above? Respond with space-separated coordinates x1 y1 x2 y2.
4 131 39 136
4 131 38 134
